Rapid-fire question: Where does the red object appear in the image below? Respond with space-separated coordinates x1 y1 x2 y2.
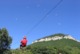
21 36 28 47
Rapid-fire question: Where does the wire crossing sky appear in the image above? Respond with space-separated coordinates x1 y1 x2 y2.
0 0 80 49
26 0 63 35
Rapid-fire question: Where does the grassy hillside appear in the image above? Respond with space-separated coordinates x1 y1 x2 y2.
31 39 80 48
12 39 80 54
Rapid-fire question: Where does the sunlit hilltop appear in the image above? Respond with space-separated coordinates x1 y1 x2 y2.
32 33 76 43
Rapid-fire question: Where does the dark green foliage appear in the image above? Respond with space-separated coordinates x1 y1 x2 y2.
26 39 80 54
0 28 12 54
12 49 32 54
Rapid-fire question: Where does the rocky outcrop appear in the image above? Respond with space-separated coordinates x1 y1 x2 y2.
32 35 76 43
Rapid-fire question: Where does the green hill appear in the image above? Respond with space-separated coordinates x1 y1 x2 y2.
12 33 80 54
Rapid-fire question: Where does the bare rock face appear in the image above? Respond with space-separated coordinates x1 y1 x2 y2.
32 34 76 44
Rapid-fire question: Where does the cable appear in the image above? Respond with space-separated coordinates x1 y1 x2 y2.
27 0 63 35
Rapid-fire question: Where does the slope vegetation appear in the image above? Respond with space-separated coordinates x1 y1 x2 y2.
12 33 80 54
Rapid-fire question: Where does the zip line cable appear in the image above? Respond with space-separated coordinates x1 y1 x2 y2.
27 0 63 35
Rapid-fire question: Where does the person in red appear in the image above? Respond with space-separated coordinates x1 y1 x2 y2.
20 36 28 49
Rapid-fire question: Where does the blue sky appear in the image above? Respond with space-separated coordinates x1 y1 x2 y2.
0 0 80 49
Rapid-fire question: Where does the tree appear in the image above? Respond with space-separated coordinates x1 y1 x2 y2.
0 28 12 54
